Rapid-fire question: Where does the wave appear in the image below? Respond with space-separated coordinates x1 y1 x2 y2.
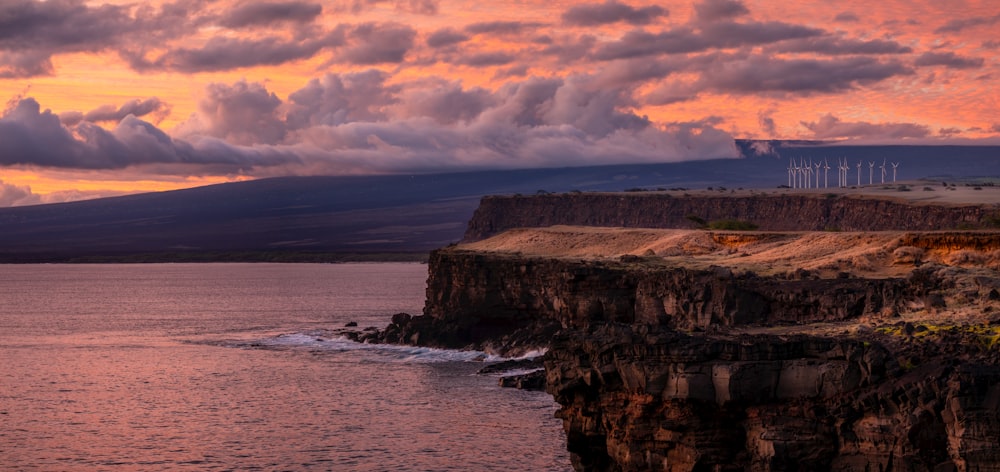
231 331 546 364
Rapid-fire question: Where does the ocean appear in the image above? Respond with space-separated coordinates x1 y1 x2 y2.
0 263 570 471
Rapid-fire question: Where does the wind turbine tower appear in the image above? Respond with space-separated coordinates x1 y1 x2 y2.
856 161 861 186
880 159 887 184
814 161 822 188
823 159 830 188
891 162 899 183
868 161 875 185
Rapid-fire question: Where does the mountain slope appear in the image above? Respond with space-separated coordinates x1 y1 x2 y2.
1 145 998 261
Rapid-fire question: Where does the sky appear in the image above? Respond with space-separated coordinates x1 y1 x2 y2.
0 0 997 206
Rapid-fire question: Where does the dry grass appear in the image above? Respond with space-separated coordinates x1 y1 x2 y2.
460 226 1000 279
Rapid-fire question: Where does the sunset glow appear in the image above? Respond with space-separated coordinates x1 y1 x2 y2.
0 0 997 205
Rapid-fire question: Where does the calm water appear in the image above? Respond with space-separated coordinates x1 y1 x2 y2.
0 263 570 471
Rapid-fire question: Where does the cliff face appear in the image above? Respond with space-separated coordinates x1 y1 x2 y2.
403 228 1000 471
463 194 995 241
423 249 909 334
545 324 1000 472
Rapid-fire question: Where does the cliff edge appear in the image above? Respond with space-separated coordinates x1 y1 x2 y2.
464 190 1000 241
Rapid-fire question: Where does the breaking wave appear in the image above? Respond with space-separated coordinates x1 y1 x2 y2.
228 331 546 364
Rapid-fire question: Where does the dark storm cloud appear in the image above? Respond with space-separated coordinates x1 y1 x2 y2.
284 70 400 128
455 52 517 67
1 68 741 176
0 50 54 78
0 97 299 171
148 34 340 72
0 0 137 77
426 28 470 48
698 21 823 48
339 0 438 15
699 55 912 94
539 34 597 63
396 80 494 124
219 1 323 28
338 23 416 64
914 51 984 69
801 114 931 140
465 21 546 36
934 13 1000 33
561 1 668 26
593 57 681 87
197 81 287 145
833 12 860 22
591 20 822 61
59 98 170 126
591 27 705 60
493 64 530 79
693 0 749 22
772 36 912 55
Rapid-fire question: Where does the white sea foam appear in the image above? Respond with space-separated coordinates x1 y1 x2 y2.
251 332 538 364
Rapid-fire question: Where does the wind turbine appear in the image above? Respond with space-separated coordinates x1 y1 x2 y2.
856 161 861 186
840 158 848 188
792 159 800 188
880 159 887 184
823 159 831 188
799 158 805 188
891 162 899 183
868 161 875 185
814 161 822 188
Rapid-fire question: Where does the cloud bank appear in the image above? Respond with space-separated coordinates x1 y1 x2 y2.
1 71 739 177
0 0 996 198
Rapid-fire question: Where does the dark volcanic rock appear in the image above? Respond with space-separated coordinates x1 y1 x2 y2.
544 323 1000 472
498 370 546 391
423 248 913 334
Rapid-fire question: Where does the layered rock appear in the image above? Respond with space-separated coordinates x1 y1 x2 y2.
545 324 1000 471
394 225 1000 471
463 193 996 241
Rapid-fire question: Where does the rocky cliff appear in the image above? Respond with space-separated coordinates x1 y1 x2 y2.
376 193 1000 471
546 323 1000 471
463 193 998 241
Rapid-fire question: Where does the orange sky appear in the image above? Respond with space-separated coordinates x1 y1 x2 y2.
0 0 997 205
